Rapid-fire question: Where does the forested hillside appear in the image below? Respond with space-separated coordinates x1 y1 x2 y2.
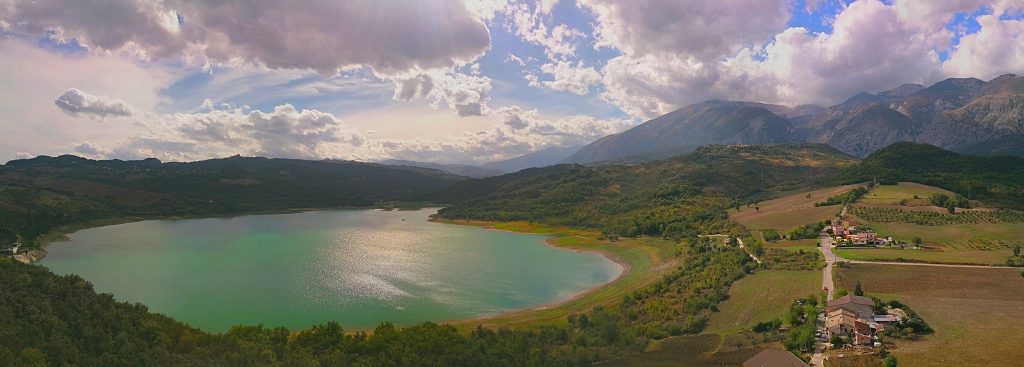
437 144 858 237
0 155 463 245
834 142 1024 209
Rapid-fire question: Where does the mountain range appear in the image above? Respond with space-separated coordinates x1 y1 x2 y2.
566 74 1024 163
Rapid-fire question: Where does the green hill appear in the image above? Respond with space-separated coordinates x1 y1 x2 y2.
834 142 1024 209
438 144 857 237
0 155 464 246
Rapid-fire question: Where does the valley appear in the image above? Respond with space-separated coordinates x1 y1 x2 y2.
2 142 1023 367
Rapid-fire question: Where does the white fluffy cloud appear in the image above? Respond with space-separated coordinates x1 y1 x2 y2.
390 70 492 116
54 88 135 118
583 0 1024 117
581 0 790 58
532 61 602 95
52 88 630 164
943 13 1024 79
0 0 491 75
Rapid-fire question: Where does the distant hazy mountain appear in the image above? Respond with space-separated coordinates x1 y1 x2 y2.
568 74 1024 162
566 100 803 164
379 159 506 178
482 145 583 172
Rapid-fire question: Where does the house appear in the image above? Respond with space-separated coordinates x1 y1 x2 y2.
743 349 809 367
825 295 878 345
827 295 874 319
850 232 879 246
825 309 860 336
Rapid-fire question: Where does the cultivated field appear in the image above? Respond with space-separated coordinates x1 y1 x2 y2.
834 247 1011 266
730 184 861 230
858 182 953 206
843 209 1024 265
835 263 1024 367
705 270 821 335
765 238 819 253
605 334 766 367
444 220 679 329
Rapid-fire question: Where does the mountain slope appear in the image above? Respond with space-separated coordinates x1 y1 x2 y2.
571 74 1024 162
566 101 803 164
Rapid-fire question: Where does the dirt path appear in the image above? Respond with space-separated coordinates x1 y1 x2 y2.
735 237 762 264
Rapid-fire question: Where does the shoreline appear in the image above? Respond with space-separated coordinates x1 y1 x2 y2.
28 211 665 334
431 218 673 329
445 225 631 326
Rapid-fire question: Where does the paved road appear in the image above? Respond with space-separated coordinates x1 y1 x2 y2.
819 235 837 301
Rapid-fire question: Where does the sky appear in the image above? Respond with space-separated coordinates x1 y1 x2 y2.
1 0 1022 164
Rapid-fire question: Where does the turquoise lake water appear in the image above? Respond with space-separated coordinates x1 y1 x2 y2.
39 209 621 332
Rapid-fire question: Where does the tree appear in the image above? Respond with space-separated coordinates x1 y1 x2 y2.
854 281 864 296
830 335 845 348
1014 244 1021 257
946 203 956 214
912 237 922 246
884 355 898 367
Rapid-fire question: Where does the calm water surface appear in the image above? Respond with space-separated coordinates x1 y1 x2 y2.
40 209 621 332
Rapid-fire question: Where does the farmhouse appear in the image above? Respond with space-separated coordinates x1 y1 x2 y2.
827 295 873 318
824 295 900 346
742 349 809 367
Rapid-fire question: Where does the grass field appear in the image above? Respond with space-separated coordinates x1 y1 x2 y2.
730 184 859 231
859 182 953 206
841 215 1024 265
705 270 822 335
441 220 679 330
604 334 768 367
834 247 1012 266
835 263 1024 367
765 238 819 253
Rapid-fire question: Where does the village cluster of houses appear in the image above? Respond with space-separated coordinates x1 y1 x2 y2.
826 219 894 247
822 295 903 347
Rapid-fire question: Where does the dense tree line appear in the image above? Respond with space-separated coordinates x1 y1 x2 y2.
0 155 463 246
814 185 870 207
833 142 1024 210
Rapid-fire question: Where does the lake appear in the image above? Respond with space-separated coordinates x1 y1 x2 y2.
39 209 622 332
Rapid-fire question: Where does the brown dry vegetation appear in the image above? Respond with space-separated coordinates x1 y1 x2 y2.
835 263 1024 367
730 184 863 232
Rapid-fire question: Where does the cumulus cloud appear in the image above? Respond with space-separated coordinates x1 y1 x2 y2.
531 60 602 95
581 0 789 59
0 0 491 75
54 88 135 118
390 70 492 117
53 88 625 164
72 142 110 158
506 2 584 60
382 106 634 163
584 0 1024 117
943 13 1024 79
